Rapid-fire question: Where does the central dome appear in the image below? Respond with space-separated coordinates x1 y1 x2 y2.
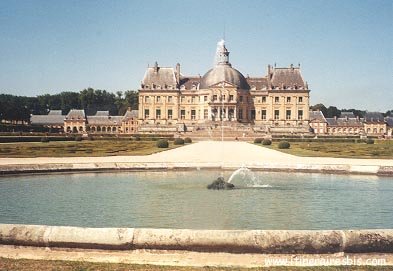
200 39 250 90
200 65 250 89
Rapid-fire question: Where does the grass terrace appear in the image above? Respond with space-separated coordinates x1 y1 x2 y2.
0 140 179 158
265 140 393 159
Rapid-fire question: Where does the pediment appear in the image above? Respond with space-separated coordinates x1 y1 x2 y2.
209 81 237 88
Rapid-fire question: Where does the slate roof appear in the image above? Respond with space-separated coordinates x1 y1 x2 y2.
179 76 201 90
65 109 85 120
309 111 327 123
87 116 123 126
247 77 268 90
141 63 177 89
386 117 393 127
48 110 62 115
326 117 363 127
123 110 138 120
271 67 305 89
340 112 355 118
95 111 109 116
30 114 65 126
364 112 385 123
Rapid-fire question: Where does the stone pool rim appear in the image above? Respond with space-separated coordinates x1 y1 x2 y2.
0 162 393 176
0 224 392 254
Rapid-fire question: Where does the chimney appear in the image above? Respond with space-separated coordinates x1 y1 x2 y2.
176 63 180 83
154 61 159 73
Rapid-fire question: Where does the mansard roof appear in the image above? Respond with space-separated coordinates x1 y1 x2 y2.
87 116 123 125
247 77 268 90
271 66 305 89
65 109 85 120
340 112 356 118
123 109 138 119
95 111 109 116
386 117 393 127
309 111 327 123
179 76 201 90
364 112 385 123
31 113 65 126
48 110 63 115
326 117 363 127
141 63 177 89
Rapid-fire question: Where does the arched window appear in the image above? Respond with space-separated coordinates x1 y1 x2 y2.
102 127 106 132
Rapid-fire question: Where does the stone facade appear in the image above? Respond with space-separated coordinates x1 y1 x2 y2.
138 40 310 134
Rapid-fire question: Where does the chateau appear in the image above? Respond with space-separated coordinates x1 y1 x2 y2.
137 40 310 134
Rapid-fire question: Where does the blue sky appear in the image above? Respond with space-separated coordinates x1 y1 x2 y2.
0 0 391 111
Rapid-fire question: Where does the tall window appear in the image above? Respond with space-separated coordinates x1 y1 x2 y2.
167 109 173 119
181 96 185 103
144 109 149 118
204 109 208 119
262 96 266 103
156 109 161 119
298 110 303 120
251 110 256 120
145 96 150 103
191 96 195 103
286 110 291 120
156 96 161 102
180 110 185 120
239 96 243 102
286 97 291 103
262 110 267 120
274 110 280 120
204 96 208 102
168 96 172 103
298 97 303 103
238 109 243 119
229 95 234 101
191 110 196 120
213 95 218 101
275 97 279 103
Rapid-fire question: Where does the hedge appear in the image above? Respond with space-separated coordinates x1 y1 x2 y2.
156 139 169 148
184 137 192 143
254 138 263 144
262 139 272 145
278 141 290 149
174 138 185 145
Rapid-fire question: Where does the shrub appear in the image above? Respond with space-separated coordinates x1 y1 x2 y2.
41 137 50 143
278 141 290 149
156 139 169 148
184 137 192 144
262 139 272 145
134 136 141 141
174 138 185 145
366 139 374 144
75 136 82 141
87 135 94 141
254 138 263 144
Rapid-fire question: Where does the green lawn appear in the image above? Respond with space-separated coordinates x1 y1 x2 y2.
0 258 390 271
0 140 179 158
264 140 393 159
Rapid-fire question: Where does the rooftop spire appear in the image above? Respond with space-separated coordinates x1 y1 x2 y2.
215 39 231 66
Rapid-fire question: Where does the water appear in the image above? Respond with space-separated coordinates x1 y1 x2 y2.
0 171 392 230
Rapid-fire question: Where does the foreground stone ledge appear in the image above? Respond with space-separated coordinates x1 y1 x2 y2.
0 162 392 176
0 224 392 254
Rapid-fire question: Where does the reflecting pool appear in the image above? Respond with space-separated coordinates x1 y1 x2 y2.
0 171 392 230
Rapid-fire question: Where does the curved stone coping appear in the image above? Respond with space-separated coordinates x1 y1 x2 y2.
0 224 392 254
0 162 392 176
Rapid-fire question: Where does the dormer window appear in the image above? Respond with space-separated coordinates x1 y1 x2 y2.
192 84 196 90
251 85 256 90
180 85 186 90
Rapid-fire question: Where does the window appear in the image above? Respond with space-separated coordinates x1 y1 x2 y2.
144 109 149 118
191 110 196 120
239 96 243 102
181 96 185 103
145 96 150 103
180 110 185 120
238 109 243 119
275 97 279 103
286 97 291 103
213 95 218 101
299 97 303 103
168 96 172 103
191 96 195 103
204 109 208 119
286 110 291 120
274 110 280 120
251 110 255 120
262 96 266 103
298 110 303 120
204 96 208 102
156 96 161 102
229 95 234 101
262 110 267 120
168 109 173 119
156 109 161 119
